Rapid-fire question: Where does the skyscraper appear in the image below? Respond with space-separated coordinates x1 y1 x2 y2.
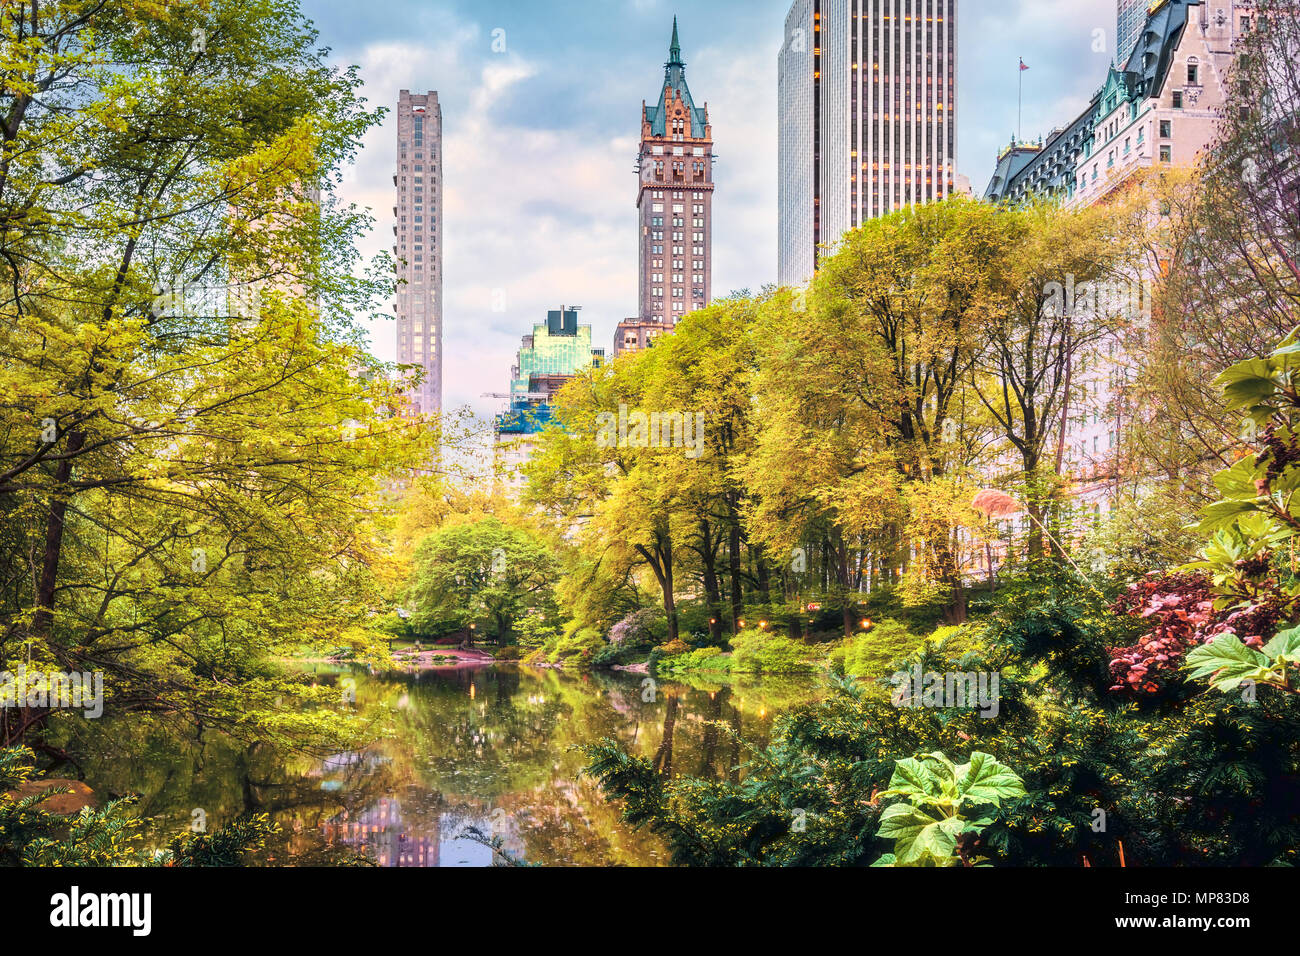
1116 0 1148 66
615 18 714 355
778 0 958 287
495 307 605 487
394 90 443 417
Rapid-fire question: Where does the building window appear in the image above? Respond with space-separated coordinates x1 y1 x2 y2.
1159 144 1172 163
1160 119 1171 137
1172 91 1183 109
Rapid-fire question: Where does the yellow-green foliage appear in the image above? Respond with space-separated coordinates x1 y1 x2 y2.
652 630 822 677
525 622 605 668
655 646 729 676
829 619 978 679
729 629 819 674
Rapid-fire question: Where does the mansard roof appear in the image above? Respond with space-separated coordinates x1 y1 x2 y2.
1119 0 1190 99
983 0 1194 202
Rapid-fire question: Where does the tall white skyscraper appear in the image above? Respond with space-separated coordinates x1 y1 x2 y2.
394 90 443 418
778 0 958 287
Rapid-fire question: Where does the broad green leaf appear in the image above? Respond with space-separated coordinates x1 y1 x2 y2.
1196 500 1258 534
958 751 1028 805
877 750 1025 866
878 803 963 865
876 801 940 839
1213 455 1264 500
1184 633 1270 690
920 751 959 798
1262 626 1300 665
1269 334 1300 363
881 756 936 799
1215 357 1277 410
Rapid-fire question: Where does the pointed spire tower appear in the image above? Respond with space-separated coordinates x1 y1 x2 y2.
617 17 714 354
666 16 684 77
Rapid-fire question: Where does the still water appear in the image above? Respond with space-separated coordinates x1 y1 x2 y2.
70 665 822 866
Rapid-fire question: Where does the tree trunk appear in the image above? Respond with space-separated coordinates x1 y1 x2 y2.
637 531 678 643
727 511 743 636
832 527 854 638
652 693 678 778
756 552 771 605
1027 500 1047 560
944 578 968 624
699 519 722 642
31 429 86 641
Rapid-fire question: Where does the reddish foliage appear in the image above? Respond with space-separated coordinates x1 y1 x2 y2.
1109 572 1217 695
1108 572 1283 696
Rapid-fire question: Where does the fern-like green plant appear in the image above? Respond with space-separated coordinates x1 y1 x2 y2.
2 746 281 867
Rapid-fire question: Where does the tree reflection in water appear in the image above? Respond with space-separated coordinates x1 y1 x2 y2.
60 665 819 866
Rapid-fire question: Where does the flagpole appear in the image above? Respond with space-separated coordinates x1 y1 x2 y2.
1018 58 1023 142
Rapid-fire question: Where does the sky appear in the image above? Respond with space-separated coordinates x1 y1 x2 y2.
300 0 1119 421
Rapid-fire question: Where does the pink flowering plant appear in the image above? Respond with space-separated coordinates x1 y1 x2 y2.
1110 330 1300 697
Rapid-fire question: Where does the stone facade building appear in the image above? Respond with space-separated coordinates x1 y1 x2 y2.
615 19 714 356
981 0 1255 520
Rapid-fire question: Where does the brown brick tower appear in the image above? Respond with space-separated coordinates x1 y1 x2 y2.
616 18 714 356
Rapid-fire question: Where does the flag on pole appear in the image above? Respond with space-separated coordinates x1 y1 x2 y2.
1020 58 1030 71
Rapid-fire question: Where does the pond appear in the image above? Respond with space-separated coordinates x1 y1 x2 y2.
64 665 824 866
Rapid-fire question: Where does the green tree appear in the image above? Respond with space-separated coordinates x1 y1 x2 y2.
0 0 424 748
408 518 558 644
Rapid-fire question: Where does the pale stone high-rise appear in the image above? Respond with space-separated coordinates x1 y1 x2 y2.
980 0 1256 524
394 90 443 417
778 0 959 287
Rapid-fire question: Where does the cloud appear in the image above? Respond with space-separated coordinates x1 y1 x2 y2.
961 0 1116 173
309 0 1117 426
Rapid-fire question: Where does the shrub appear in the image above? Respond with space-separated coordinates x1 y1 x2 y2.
826 618 981 680
548 625 604 665
656 638 691 657
653 646 729 677
591 641 651 668
520 620 605 668
607 609 660 649
729 629 818 674
515 611 564 650
1 746 280 866
673 603 719 644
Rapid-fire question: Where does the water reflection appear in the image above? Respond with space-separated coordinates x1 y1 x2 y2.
320 796 519 867
66 666 820 866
